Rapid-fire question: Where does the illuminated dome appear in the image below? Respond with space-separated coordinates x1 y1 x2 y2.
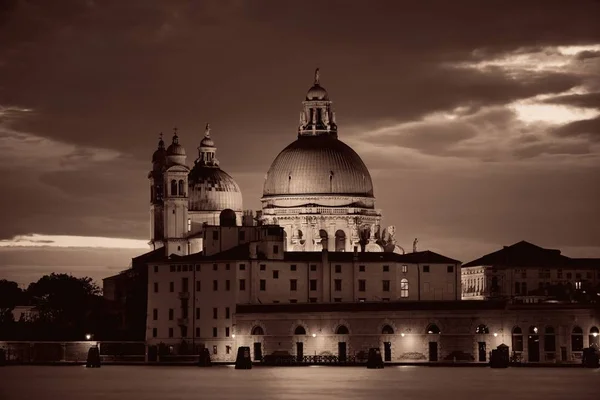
263 135 374 197
188 167 243 211
188 124 243 212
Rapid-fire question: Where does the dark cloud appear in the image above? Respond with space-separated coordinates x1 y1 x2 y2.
553 117 600 141
0 0 599 282
544 92 600 108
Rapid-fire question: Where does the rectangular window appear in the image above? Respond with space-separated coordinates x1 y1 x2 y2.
239 231 245 241
212 327 217 338
177 265 181 272
260 264 266 271
187 218 191 232
183 265 187 272
239 279 246 291
260 279 266 291
358 298 366 302
170 265 175 272
290 299 297 303
335 279 342 291
358 279 366 292
309 297 317 303
195 327 200 337
195 307 200 320
273 245 279 254
586 272 592 279
154 265 158 273
226 263 230 270
334 298 341 302
273 270 279 279
213 308 218 319
290 279 297 291
382 298 390 302
196 265 201 272
213 345 218 355
401 265 408 273
169 282 174 292
153 309 158 320
557 269 563 278
168 309 174 320
335 265 342 273
213 263 218 271
310 264 317 271
152 328 157 338
575 281 582 290
212 231 219 240
423 265 430 273
400 279 409 298
226 345 231 355
153 282 159 293
225 307 230 319
168 328 173 338
515 282 520 295
213 280 218 291
182 277 189 292
290 264 297 271
196 280 201 292
382 280 390 292
447 265 454 273
225 327 230 337
226 280 231 291
566 272 572 279
359 265 365 272
239 263 246 271
310 279 317 291
383 265 389 272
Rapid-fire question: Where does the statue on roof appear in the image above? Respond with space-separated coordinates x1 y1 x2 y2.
314 68 320 85
413 238 418 253
205 123 211 137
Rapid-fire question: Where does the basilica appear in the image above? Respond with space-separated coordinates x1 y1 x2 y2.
104 70 599 365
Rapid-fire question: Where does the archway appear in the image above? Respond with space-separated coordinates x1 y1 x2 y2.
426 324 440 334
335 230 346 252
336 325 349 335
294 326 306 335
319 229 328 250
381 325 394 335
251 326 264 336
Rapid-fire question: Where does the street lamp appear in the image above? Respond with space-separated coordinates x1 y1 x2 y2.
85 334 92 341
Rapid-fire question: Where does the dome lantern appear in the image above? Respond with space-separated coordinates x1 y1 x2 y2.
299 68 337 138
196 123 219 167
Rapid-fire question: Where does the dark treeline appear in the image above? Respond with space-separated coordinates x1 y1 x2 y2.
0 274 130 341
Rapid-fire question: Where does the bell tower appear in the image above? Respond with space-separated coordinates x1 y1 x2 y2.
163 128 190 256
148 133 166 250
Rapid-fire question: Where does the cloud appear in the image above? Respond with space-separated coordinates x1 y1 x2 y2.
0 234 148 249
552 117 600 141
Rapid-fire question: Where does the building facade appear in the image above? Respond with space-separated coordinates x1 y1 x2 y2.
145 224 462 359
461 241 600 301
234 302 600 364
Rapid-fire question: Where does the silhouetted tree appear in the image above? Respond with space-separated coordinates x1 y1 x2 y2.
0 279 25 323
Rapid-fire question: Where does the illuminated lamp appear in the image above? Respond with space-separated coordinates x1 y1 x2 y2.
312 333 316 338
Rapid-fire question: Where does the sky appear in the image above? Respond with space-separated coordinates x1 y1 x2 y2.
1 0 599 287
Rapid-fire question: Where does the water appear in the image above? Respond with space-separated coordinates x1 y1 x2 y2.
0 365 599 399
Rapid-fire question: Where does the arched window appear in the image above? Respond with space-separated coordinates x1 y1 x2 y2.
512 327 523 352
571 326 583 352
251 326 264 336
475 324 489 334
590 326 599 348
336 325 349 335
381 325 394 335
178 179 184 196
170 180 177 196
219 209 236 227
150 186 154 201
319 229 328 250
294 326 306 335
335 230 346 252
544 326 556 352
426 324 440 334
400 278 409 298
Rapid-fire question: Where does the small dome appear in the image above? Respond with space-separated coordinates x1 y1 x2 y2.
167 141 186 156
200 136 215 148
306 84 329 101
188 166 243 211
152 138 167 165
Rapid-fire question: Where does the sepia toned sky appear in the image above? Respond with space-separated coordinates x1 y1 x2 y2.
1 0 599 287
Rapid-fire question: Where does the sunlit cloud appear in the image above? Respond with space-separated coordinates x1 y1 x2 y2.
0 234 149 249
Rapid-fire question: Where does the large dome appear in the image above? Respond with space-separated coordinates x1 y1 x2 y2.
263 135 374 197
188 166 243 211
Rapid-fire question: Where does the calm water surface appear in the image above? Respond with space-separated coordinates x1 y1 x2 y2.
0 365 599 400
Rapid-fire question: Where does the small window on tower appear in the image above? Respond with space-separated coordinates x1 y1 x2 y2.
187 218 192 232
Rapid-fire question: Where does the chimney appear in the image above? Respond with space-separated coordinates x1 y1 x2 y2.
353 246 358 261
249 242 258 260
